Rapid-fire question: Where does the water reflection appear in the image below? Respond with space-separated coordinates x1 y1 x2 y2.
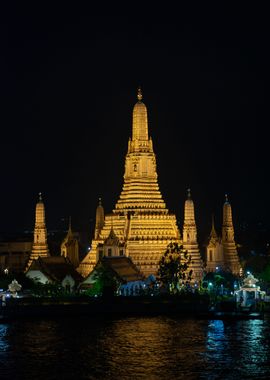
0 324 9 352
95 318 207 378
204 318 270 379
0 316 270 379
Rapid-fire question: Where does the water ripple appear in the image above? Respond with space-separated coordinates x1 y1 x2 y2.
1 316 270 379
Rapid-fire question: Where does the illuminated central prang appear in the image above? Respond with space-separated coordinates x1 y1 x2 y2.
79 88 185 277
115 88 167 212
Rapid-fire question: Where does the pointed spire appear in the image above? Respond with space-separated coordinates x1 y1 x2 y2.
38 192 42 202
137 86 143 101
184 188 195 223
26 192 50 270
132 87 148 142
210 214 218 239
94 197 105 239
223 193 233 224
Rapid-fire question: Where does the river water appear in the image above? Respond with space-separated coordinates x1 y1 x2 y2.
1 316 270 379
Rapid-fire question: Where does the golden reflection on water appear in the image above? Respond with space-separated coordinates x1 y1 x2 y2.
95 317 208 378
1 316 270 380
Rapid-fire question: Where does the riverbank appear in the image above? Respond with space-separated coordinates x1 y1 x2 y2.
1 295 267 321
1 294 212 320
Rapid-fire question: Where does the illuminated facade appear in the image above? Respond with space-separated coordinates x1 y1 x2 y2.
206 196 241 275
182 189 203 280
26 193 50 270
78 89 183 278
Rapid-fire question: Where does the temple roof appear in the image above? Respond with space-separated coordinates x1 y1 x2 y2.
85 256 145 284
27 256 82 283
104 227 120 246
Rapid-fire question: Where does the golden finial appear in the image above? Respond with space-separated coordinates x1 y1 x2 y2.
98 197 102 206
38 192 42 201
137 86 143 101
187 188 191 199
225 194 229 203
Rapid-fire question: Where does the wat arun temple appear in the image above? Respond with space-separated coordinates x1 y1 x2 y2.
77 89 241 281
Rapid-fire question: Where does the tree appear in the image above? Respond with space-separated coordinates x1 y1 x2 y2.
157 242 192 293
93 265 120 297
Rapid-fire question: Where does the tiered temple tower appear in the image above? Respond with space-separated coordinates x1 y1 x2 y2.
182 189 203 281
78 89 182 277
26 193 50 269
222 194 241 275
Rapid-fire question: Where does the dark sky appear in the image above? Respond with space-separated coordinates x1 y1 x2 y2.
0 4 268 241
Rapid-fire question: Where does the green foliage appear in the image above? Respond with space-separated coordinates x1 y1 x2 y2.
157 242 192 293
260 265 270 282
92 265 120 296
202 271 237 291
84 281 103 297
31 282 64 297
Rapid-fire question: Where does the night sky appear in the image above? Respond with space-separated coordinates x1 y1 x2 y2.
1 4 268 242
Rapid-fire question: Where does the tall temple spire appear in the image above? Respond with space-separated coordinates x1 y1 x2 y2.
78 89 182 278
182 188 203 281
222 195 241 275
115 88 165 212
132 87 148 142
26 193 50 270
223 194 233 225
94 197 105 239
184 188 195 223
